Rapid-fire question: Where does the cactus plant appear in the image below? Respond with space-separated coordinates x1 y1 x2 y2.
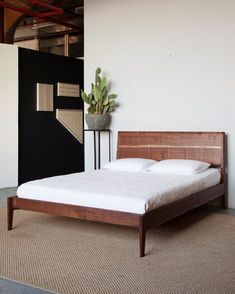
81 67 118 114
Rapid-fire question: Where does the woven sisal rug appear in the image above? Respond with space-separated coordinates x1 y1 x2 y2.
0 208 235 294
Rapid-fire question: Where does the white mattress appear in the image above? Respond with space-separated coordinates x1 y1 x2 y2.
17 168 221 214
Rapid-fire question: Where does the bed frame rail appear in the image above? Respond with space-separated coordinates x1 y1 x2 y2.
7 196 140 230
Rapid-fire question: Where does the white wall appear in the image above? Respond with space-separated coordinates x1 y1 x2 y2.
0 44 18 188
85 0 235 208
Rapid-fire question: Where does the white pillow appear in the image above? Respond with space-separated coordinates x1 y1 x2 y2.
147 159 210 175
102 158 157 172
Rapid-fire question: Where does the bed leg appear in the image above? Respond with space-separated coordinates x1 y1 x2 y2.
7 197 14 231
139 218 146 257
223 194 228 209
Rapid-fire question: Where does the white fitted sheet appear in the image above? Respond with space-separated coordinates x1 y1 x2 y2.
17 168 221 214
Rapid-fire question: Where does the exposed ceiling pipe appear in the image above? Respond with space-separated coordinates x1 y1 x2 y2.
0 1 62 18
0 1 82 32
28 0 63 18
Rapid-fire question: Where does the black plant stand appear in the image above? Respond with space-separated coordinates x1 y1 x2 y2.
84 129 111 169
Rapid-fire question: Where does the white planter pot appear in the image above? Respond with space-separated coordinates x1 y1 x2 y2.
85 114 111 130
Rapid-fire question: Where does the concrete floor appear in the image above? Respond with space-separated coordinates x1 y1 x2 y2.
220 208 235 215
0 187 17 208
0 278 53 294
201 205 235 216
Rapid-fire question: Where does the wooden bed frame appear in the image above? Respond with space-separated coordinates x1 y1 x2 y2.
7 131 227 257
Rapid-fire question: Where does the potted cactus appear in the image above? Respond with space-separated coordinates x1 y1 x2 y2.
81 67 118 130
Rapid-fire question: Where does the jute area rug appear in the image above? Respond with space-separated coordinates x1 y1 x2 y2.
0 208 235 294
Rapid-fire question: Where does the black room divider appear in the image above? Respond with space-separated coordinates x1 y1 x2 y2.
18 48 84 184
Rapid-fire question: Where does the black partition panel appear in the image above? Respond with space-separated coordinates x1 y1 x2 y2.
19 48 84 184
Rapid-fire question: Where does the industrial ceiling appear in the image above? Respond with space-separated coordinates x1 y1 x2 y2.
0 0 83 45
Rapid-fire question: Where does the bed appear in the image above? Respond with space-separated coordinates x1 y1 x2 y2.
7 131 227 257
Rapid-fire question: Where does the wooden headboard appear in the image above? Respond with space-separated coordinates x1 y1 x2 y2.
117 131 227 183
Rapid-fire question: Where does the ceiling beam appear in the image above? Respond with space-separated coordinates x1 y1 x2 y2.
0 0 4 42
0 1 82 33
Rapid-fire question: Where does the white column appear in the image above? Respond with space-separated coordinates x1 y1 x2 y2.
0 44 18 188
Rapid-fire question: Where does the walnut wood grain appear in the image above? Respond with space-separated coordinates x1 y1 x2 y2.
117 131 226 183
9 196 140 228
